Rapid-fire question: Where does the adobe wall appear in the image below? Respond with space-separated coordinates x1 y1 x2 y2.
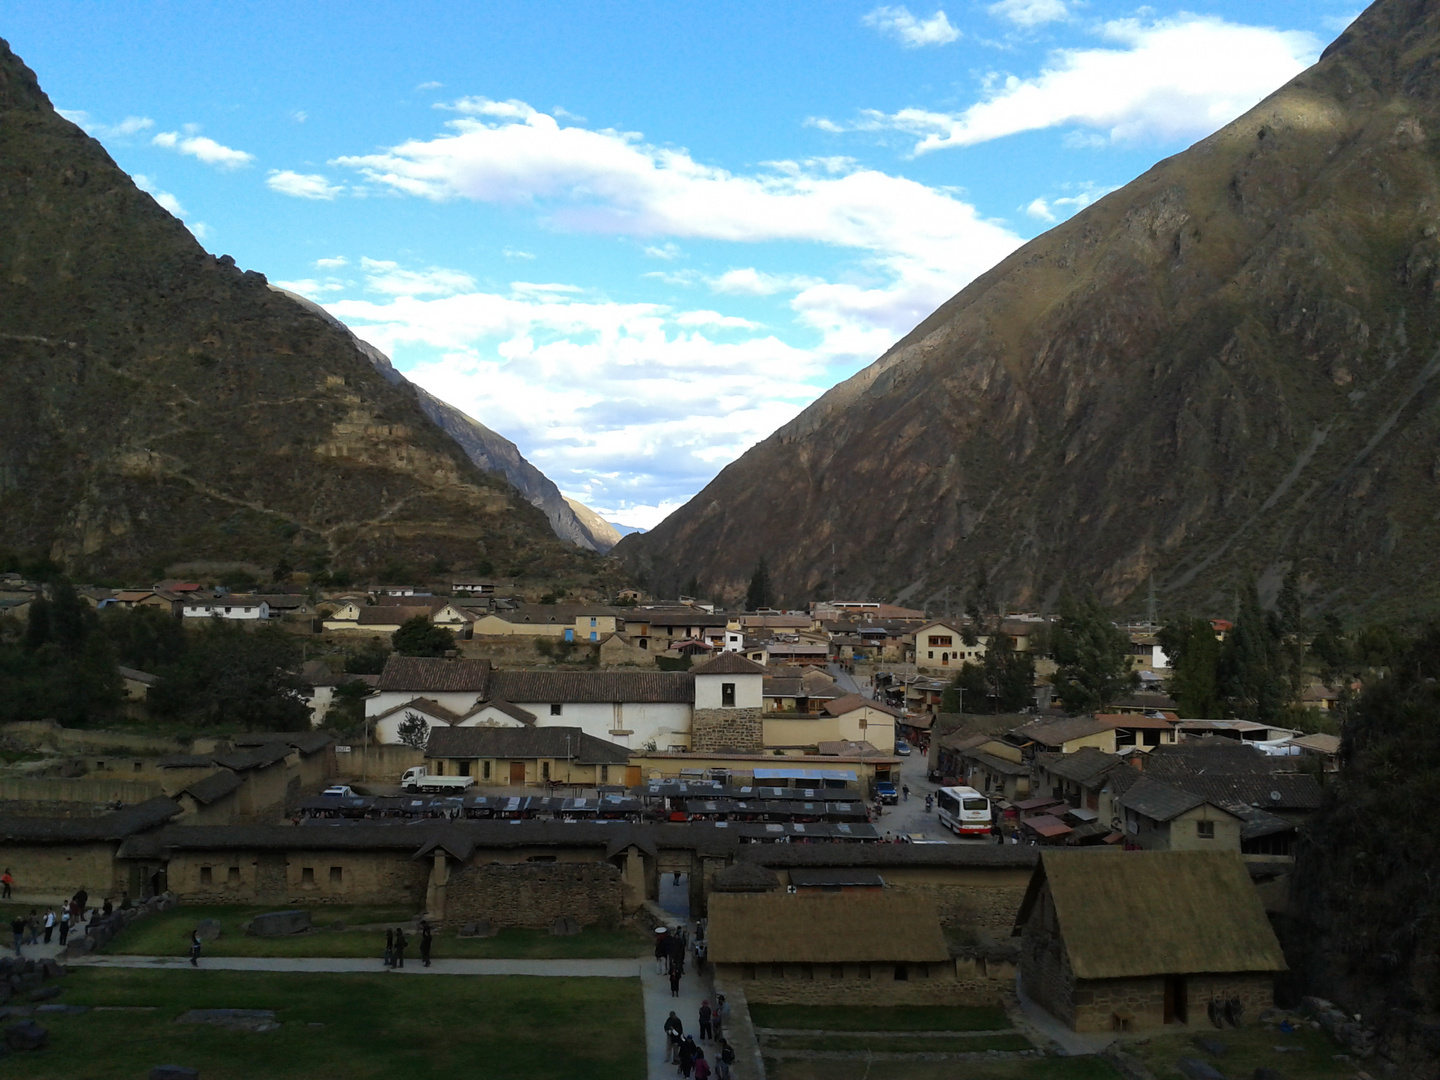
443 861 624 928
812 865 1032 939
0 841 124 903
336 743 424 783
691 708 763 753
165 849 429 907
0 778 166 805
719 961 1005 1006
1071 972 1274 1032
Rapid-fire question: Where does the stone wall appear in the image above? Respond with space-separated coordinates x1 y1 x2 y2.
0 841 124 903
166 850 429 908
691 707 763 753
1071 972 1274 1032
719 960 1006 1006
443 860 624 928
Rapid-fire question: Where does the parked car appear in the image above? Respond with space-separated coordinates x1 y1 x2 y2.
875 781 899 805
320 785 355 798
895 741 911 756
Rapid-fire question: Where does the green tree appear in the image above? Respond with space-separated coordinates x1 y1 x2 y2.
328 680 373 729
391 617 454 657
99 606 188 672
344 640 392 675
683 575 702 600
148 621 308 731
1218 582 1289 724
1309 613 1350 684
746 557 772 611
1276 569 1306 699
396 711 430 749
983 633 1037 713
1161 617 1222 718
1050 593 1138 714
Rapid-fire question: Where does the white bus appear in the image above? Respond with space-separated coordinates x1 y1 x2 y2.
935 785 993 837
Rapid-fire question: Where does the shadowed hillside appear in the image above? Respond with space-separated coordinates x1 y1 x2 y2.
620 0 1440 620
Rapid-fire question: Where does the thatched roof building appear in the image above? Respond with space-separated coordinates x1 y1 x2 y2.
708 892 948 965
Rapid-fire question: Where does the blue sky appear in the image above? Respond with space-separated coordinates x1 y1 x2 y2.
2 0 1359 528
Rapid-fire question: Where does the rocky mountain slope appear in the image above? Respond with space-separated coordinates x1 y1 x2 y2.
0 38 592 582
277 290 620 553
620 0 1440 620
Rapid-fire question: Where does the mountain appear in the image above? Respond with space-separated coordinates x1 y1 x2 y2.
562 498 624 552
620 0 1440 621
0 39 593 582
276 290 614 554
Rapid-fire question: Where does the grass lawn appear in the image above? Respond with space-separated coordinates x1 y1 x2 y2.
749 1003 1012 1032
766 1032 1034 1053
24 967 644 1080
765 1055 1122 1080
1127 1019 1356 1080
101 904 652 959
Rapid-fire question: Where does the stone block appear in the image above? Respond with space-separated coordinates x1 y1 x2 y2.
246 911 310 937
4 1020 48 1051
150 1067 200 1080
177 1009 278 1033
550 916 582 936
40 960 64 980
1177 1058 1226 1080
194 919 222 942
27 986 59 1003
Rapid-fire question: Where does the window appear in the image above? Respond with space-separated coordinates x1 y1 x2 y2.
1197 820 1215 839
1143 729 1162 747
830 963 845 980
927 634 953 647
329 866 343 886
227 866 240 885
96 760 106 770
301 867 316 887
458 761 470 777
550 703 563 716
200 866 213 886
590 618 597 627
600 766 609 784
482 760 492 780
927 651 934 659
435 760 444 776
894 963 909 981
542 762 551 781
856 963 871 980
133 761 143 772
742 964 756 980
721 682 736 707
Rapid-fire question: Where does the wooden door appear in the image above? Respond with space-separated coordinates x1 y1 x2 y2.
509 760 527 785
625 765 642 787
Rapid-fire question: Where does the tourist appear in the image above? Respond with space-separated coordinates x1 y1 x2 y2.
57 906 70 947
9 914 23 957
0 868 11 899
420 920 432 967
902 784 909 802
678 1035 696 1078
73 887 88 913
663 1011 683 1063
42 908 55 944
393 927 407 968
654 927 670 975
669 962 681 998
712 995 727 1042
717 1040 735 1080
24 909 38 945
698 1000 712 1042
692 1048 710 1080
384 928 394 968
189 930 202 967
101 897 113 917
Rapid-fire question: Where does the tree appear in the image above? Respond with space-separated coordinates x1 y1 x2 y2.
329 680 372 729
1217 582 1289 724
396 711 430 749
1309 613 1350 684
148 621 308 731
683 575 702 600
746 557 772 611
344 640 392 675
391 617 454 657
982 633 1036 713
1050 593 1138 714
100 606 188 672
1276 569 1306 700
1161 617 1222 718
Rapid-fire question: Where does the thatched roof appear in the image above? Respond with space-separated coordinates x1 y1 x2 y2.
710 862 781 893
708 892 948 964
1014 850 1286 980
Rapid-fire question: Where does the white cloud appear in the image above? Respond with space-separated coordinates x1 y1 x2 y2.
315 256 349 269
817 16 1320 153
644 242 682 260
988 0 1068 28
861 6 961 48
59 111 155 139
153 130 255 169
416 80 444 91
291 110 308 123
503 248 536 260
266 169 344 199
708 269 823 296
1024 182 1118 223
360 257 477 297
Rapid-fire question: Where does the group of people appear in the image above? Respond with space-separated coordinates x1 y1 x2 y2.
663 1000 734 1080
383 922 434 969
655 924 692 996
8 888 107 956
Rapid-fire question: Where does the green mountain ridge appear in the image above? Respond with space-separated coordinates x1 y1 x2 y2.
620 0 1440 621
0 38 590 581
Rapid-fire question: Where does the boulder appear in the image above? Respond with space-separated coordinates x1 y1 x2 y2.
1194 1037 1230 1056
193 919 222 942
150 1067 200 1080
1177 1058 1227 1080
246 911 310 937
40 960 64 980
4 1019 48 1051
26 986 59 1003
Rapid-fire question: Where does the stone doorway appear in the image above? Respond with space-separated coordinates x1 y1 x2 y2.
1164 975 1188 1024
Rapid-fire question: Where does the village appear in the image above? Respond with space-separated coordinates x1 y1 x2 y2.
0 570 1381 1080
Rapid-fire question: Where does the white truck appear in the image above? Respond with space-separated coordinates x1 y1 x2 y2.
400 767 475 794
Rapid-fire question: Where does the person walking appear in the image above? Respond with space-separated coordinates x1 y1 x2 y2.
393 927 407 968
663 1011 684 1063
693 1048 711 1080
42 908 55 945
716 1040 735 1080
902 784 909 802
384 928 394 968
698 1000 712 1042
420 921 432 968
678 1035 696 1079
9 914 23 957
712 995 727 1043
654 927 670 975
189 930 202 967
1 868 11 899
24 909 38 946
57 906 70 947
668 961 681 998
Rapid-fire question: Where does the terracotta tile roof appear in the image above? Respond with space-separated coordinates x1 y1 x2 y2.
1035 747 1123 786
691 652 767 676
488 670 693 704
377 656 492 693
358 605 439 625
464 699 537 725
1011 715 1115 746
372 698 467 724
822 693 901 719
425 725 630 764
